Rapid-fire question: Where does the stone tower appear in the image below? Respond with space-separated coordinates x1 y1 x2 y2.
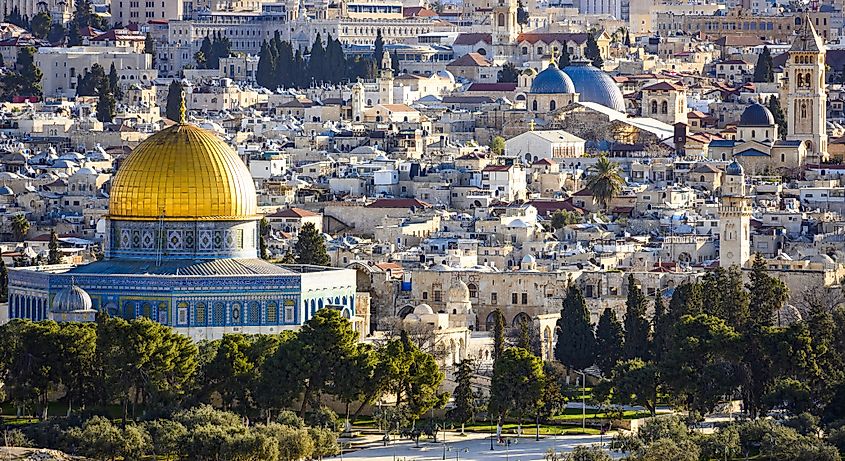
491 0 519 64
786 14 828 163
377 51 394 105
719 160 752 269
351 81 365 122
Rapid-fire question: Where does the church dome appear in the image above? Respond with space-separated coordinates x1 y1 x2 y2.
739 103 775 127
414 303 434 315
530 62 575 94
562 61 626 112
726 160 744 176
447 279 470 302
109 123 258 221
51 284 93 313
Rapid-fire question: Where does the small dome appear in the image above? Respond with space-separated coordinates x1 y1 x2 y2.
811 254 835 265
521 254 536 264
0 185 13 196
726 160 744 176
739 103 775 127
562 61 626 112
413 303 434 315
447 280 470 302
52 284 93 313
530 62 575 94
430 263 452 271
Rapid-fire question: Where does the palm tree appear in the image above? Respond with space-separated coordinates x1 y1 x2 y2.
11 213 30 241
585 156 624 210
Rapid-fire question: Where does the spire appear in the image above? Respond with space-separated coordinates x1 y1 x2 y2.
790 13 824 53
179 90 187 124
549 49 558 67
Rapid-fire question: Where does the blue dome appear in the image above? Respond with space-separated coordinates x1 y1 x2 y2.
739 103 775 127
530 63 575 94
562 61 626 112
726 160 744 176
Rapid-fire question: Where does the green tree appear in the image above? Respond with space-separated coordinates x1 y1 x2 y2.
76 63 105 97
257 40 276 89
753 46 774 83
0 258 8 302
561 445 612 461
660 314 740 416
585 156 624 210
768 95 787 139
492 307 506 361
623 274 650 360
144 32 156 66
47 22 65 44
196 36 212 68
67 20 82 46
489 135 506 155
95 74 115 123
47 230 60 264
624 30 632 47
11 213 30 241
489 347 545 429
294 222 329 266
701 266 749 329
650 293 669 363
550 209 580 229
516 0 529 25
595 307 624 374
668 281 703 321
559 46 571 67
209 32 232 69
747 253 788 328
606 359 660 416
259 217 270 260
141 419 187 460
584 33 603 68
30 12 51 39
448 358 477 433
166 80 184 122
498 62 519 83
54 322 97 415
373 29 384 71
108 63 123 100
201 334 259 411
555 283 595 371
1 47 42 99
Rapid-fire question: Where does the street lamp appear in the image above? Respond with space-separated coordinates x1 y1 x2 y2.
490 413 495 451
576 370 586 430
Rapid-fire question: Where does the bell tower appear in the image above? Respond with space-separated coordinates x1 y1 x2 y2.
786 14 828 163
377 51 394 105
719 161 752 269
491 0 519 64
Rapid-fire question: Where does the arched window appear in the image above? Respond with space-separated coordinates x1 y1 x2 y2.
485 311 498 330
498 13 505 26
661 101 668 114
267 302 278 324
549 100 556 111
213 302 225 325
651 100 658 113
123 301 135 319
751 130 756 138
532 100 538 111
195 302 206 325
467 283 478 298
797 73 804 87
801 103 808 118
248 301 260 324
231 303 242 324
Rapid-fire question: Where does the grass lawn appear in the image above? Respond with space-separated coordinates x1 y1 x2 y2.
459 422 601 436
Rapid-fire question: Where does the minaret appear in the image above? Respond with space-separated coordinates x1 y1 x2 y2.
377 51 394 105
351 81 365 122
719 160 752 269
491 0 519 64
785 14 828 163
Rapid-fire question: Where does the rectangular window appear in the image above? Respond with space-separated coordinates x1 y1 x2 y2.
422 291 428 300
178 307 188 325
267 303 278 323
491 292 498 304
434 291 442 302
522 293 528 304
284 301 295 323
512 293 518 304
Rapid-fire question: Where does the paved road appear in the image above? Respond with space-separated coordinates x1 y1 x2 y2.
329 431 623 461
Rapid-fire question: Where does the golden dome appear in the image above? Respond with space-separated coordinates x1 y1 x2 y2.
109 123 258 221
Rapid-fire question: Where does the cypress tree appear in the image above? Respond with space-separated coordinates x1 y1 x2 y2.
650 293 669 364
768 95 787 139
294 222 329 266
309 33 326 84
0 258 7 303
108 63 122 100
623 274 650 360
196 35 212 68
668 281 702 321
95 74 115 123
559 46 570 67
373 29 384 68
48 230 61 264
753 46 773 83
256 41 275 89
595 307 624 375
585 33 603 68
554 283 595 370
624 30 631 47
492 308 505 361
448 358 477 433
165 80 183 122
747 254 788 328
277 41 294 88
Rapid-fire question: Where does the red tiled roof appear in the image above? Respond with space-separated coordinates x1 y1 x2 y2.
467 82 517 92
367 198 432 209
453 33 491 45
267 207 319 218
482 165 512 172
404 6 436 17
447 52 492 67
528 198 583 215
641 81 684 91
